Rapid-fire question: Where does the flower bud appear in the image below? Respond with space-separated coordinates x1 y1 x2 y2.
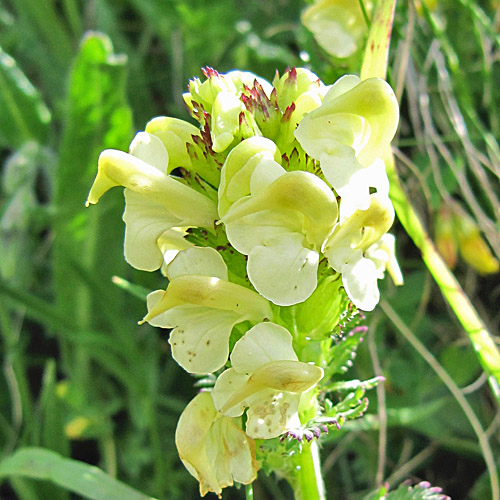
435 204 458 269
455 208 499 275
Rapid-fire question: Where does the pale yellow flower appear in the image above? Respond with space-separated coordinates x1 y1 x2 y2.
141 247 273 374
176 392 258 498
212 322 323 439
219 137 338 306
86 130 217 271
302 0 372 58
294 75 399 217
324 194 401 310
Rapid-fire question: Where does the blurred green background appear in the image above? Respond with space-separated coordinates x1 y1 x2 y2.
0 0 499 499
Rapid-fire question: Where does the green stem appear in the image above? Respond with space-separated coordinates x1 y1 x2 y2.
292 441 326 500
360 0 397 80
245 483 254 500
386 153 500 404
358 0 371 27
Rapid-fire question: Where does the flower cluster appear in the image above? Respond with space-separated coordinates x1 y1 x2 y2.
87 67 401 497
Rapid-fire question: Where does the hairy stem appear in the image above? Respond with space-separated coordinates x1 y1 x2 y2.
292 441 326 500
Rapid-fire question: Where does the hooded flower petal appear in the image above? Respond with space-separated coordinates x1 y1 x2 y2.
86 131 217 272
141 247 273 373
222 166 338 305
86 146 217 225
175 392 257 498
218 136 283 217
212 322 323 438
294 75 398 213
324 193 396 310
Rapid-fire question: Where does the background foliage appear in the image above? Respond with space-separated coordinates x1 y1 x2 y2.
0 0 499 499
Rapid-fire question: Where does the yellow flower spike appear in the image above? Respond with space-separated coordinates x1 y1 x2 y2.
175 392 258 498
86 149 217 227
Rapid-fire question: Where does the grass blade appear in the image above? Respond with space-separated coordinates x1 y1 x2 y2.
0 46 51 147
0 447 157 500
